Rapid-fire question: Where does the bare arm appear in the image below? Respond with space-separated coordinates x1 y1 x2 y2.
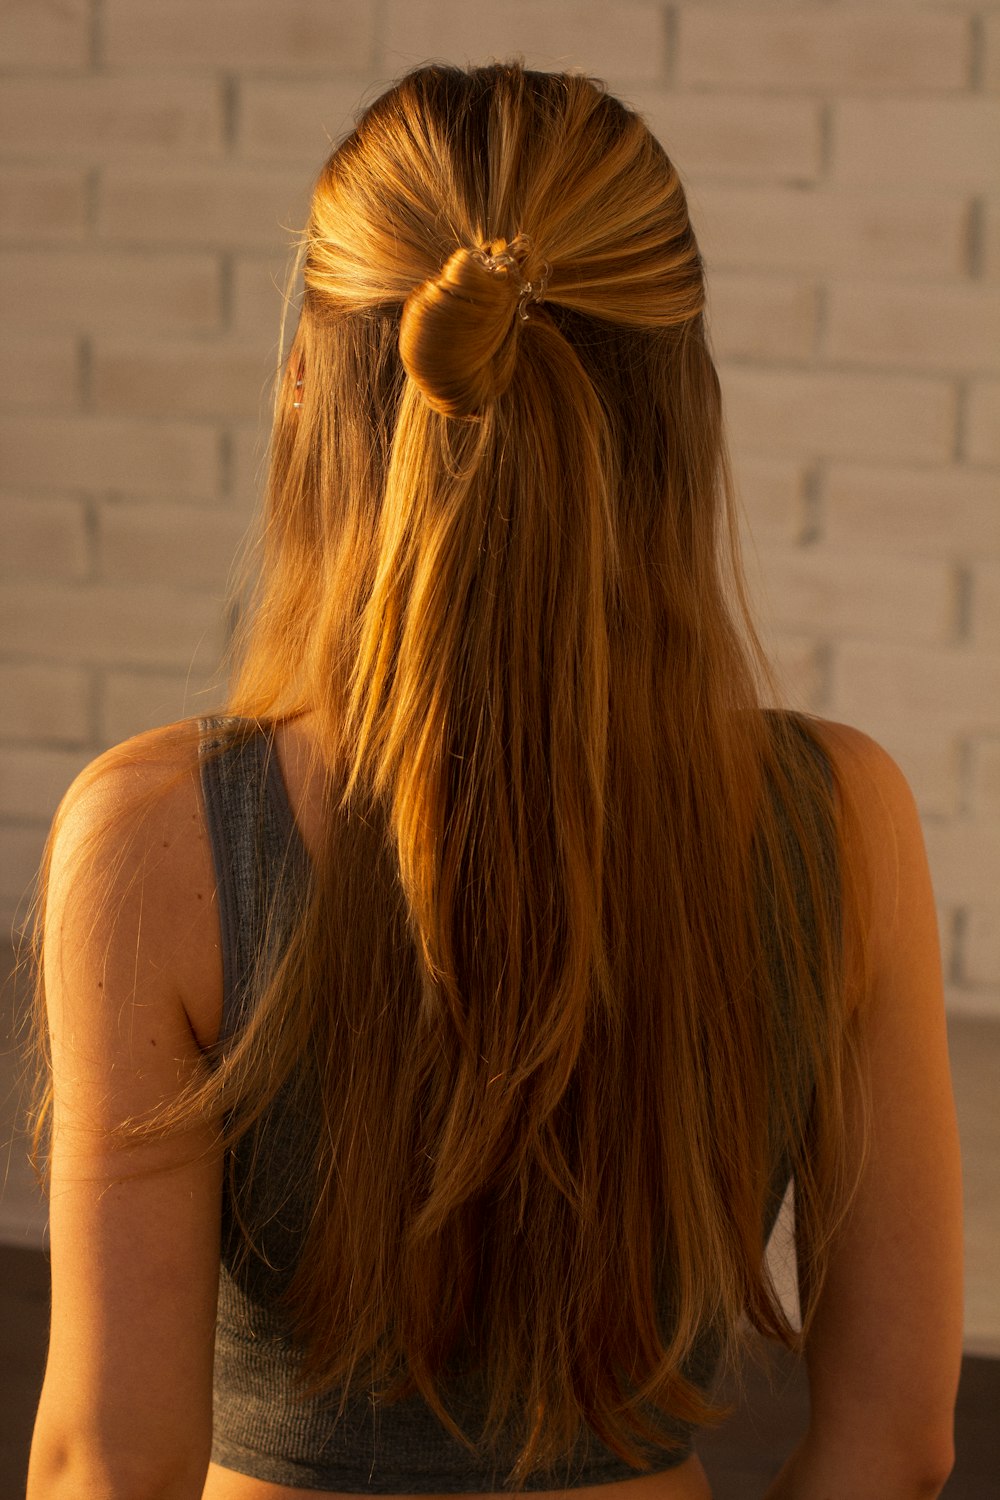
26 729 223 1500
764 722 963 1500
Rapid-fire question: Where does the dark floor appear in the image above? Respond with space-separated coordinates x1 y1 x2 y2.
2 1243 996 1497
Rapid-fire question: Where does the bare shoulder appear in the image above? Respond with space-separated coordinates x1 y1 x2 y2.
45 717 223 1050
31 717 224 1489
53 717 205 831
783 724 963 1486
803 716 927 923
803 717 929 924
806 715 916 808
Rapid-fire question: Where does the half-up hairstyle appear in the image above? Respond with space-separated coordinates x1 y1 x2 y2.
24 59 868 1486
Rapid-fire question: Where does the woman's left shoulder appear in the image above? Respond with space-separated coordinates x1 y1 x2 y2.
44 716 223 1046
32 718 224 1487
56 713 207 817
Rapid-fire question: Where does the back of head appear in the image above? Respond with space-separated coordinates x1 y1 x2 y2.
302 63 704 416
218 60 852 1487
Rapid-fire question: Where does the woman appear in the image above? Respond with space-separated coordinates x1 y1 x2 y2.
24 61 962 1500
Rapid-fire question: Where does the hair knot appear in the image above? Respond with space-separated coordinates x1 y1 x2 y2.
399 233 550 418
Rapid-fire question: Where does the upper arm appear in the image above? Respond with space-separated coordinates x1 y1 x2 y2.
28 729 225 1495
800 720 963 1478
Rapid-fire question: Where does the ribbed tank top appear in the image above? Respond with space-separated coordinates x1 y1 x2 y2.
197 712 836 1492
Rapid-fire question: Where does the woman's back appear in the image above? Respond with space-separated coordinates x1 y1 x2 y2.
192 707 829 1492
23 59 962 1500
24 705 961 1499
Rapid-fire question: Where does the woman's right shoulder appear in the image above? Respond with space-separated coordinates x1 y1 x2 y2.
804 717 926 894
792 714 905 791
777 726 962 1493
803 717 947 1050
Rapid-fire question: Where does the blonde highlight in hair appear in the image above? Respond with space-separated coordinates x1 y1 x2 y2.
22 60 869 1486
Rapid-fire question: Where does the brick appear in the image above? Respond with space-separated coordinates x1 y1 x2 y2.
677 8 967 92
0 78 225 159
833 101 1000 189
824 465 1000 560
695 187 966 281
944 981 1000 1022
92 341 273 420
0 165 88 240
971 738 1000 817
230 425 272 508
104 0 374 70
831 643 1000 737
0 250 220 336
760 632 824 714
986 16 1000 93
99 167 311 248
632 92 821 183
971 562 1000 651
98 500 246 590
0 747 92 822
101 670 222 745
734 457 808 544
0 583 224 672
384 0 665 83
964 908 1000 986
232 254 303 342
967 381 1000 466
827 663 995 822
0 0 89 69
924 818 1000 903
720 366 955 464
0 335 80 411
937 904 959 985
0 663 91 745
0 416 219 502
238 78 375 161
708 273 818 361
3 497 89 580
984 199 1000 284
752 546 953 647
826 284 1000 373
907 741 966 821
0 825 48 910
947 976 999 1026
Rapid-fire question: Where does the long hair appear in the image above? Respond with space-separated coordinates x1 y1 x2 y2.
22 61 868 1484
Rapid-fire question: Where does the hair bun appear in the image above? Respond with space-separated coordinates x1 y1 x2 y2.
399 239 536 418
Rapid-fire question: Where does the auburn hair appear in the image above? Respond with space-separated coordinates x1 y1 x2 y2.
22 60 869 1486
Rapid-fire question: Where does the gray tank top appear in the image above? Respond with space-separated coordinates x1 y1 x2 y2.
198 713 833 1491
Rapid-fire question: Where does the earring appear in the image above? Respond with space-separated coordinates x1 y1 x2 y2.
293 377 303 410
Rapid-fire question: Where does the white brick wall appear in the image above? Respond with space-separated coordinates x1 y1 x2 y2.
0 0 90 70
0 165 89 237
675 9 971 92
969 380 1000 462
0 77 227 158
383 0 668 79
1 0 997 1029
101 0 376 72
833 99 1000 188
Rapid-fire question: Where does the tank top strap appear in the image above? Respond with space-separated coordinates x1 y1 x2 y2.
197 714 310 1049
